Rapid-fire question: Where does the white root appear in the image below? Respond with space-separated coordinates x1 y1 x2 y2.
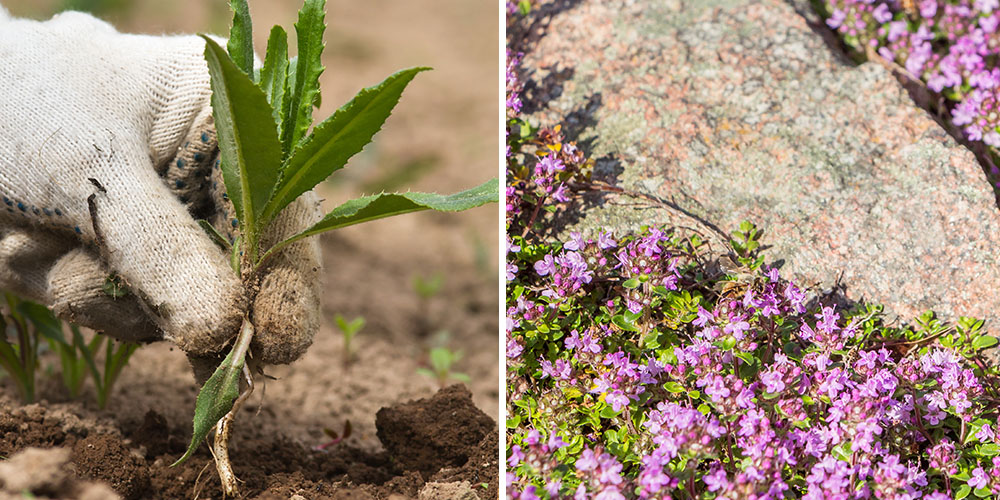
213 318 256 497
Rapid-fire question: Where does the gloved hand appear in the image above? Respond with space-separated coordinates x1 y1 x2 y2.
0 7 322 370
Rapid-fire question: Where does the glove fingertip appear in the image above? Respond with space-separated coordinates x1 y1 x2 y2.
48 249 162 343
250 259 321 365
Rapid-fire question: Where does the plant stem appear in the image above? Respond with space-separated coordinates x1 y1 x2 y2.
213 318 255 497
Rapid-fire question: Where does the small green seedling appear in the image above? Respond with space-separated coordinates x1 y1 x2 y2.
333 314 364 366
417 345 470 388
413 272 444 336
177 0 497 494
729 220 764 270
0 294 137 408
412 272 444 300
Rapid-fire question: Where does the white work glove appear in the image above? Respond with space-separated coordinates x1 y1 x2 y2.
0 7 322 369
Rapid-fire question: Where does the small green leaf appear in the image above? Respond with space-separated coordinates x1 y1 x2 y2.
259 26 290 132
971 335 998 350
101 274 130 299
226 0 254 76
611 314 639 333
599 404 620 419
622 278 640 289
172 343 247 466
955 484 971 500
978 443 999 457
264 67 431 223
281 0 327 153
202 36 283 238
720 336 737 350
259 179 497 266
663 382 685 393
973 487 992 498
831 441 852 462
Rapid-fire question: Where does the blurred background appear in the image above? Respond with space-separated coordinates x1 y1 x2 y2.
1 0 500 448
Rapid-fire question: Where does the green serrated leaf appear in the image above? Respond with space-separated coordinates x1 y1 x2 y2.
259 25 290 133
197 219 232 251
201 36 283 246
226 0 254 76
264 67 431 223
172 328 249 466
258 179 497 266
281 0 327 153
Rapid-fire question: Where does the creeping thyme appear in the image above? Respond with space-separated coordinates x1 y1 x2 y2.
507 226 1000 499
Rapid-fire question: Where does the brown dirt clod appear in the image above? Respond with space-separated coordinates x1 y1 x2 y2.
71 434 150 500
375 385 496 482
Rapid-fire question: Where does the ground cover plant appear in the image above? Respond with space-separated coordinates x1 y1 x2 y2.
818 0 1000 192
506 223 1000 499
507 4 1000 499
171 0 496 494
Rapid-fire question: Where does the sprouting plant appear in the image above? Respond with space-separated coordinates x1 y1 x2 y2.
0 294 137 408
175 0 497 493
417 345 470 388
413 272 444 336
73 330 137 410
333 314 364 366
728 219 764 270
412 272 444 300
314 419 352 451
0 294 40 403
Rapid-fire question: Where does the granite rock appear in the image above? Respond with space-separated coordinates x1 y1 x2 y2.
518 0 1000 326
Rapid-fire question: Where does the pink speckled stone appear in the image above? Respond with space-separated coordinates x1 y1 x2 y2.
515 0 1000 326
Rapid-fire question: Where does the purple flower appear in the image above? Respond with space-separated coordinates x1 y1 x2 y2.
968 466 988 489
703 466 729 492
977 0 999 13
722 316 750 339
760 370 786 394
873 4 892 23
976 423 995 443
508 445 524 467
826 9 846 29
564 232 585 251
576 449 599 471
598 231 617 249
534 254 555 276
551 183 570 202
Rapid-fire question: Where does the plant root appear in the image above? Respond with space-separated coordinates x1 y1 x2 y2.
213 319 256 497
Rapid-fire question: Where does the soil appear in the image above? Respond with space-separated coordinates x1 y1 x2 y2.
0 0 500 498
0 385 496 499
